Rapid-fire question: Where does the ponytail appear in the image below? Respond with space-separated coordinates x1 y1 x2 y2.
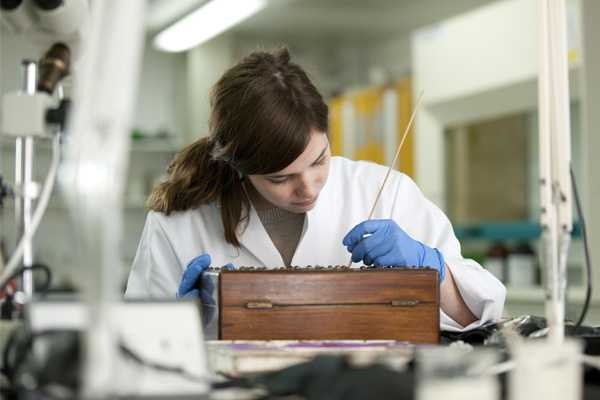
147 137 250 247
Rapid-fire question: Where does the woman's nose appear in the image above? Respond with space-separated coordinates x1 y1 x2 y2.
296 174 317 199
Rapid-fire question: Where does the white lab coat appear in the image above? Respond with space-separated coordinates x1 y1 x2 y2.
125 156 506 332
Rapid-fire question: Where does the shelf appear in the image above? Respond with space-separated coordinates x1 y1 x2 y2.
1 137 181 154
130 139 181 153
454 220 582 242
1 196 148 211
505 285 593 304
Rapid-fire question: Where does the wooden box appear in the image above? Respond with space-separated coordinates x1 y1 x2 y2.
218 268 440 344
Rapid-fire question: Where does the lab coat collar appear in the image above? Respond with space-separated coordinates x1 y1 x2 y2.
215 188 283 268
237 202 286 268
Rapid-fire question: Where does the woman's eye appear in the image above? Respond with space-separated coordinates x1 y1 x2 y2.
270 178 288 186
313 155 328 166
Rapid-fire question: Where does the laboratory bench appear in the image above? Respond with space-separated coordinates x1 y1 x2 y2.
1 313 599 400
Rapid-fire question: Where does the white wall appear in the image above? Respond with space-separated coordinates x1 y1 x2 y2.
185 33 233 145
579 0 600 324
413 0 539 106
367 35 412 84
133 42 187 139
411 0 540 208
411 0 582 208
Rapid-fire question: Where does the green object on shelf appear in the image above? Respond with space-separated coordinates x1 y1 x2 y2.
131 128 146 141
462 252 485 266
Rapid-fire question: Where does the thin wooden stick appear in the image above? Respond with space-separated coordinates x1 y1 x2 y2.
346 90 425 268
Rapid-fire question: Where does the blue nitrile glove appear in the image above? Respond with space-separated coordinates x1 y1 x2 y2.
343 219 446 283
176 254 234 327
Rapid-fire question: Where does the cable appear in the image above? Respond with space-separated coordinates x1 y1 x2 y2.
1 263 52 323
117 341 210 385
0 133 61 288
570 165 591 334
3 333 210 398
0 263 53 296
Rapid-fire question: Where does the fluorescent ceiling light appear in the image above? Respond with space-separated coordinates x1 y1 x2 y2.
153 0 267 52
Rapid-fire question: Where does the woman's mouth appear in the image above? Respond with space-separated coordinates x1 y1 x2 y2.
294 196 317 207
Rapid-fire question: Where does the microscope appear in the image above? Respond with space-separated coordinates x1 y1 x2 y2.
1 0 88 301
1 1 210 397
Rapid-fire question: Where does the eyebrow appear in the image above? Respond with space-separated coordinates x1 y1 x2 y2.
266 145 328 179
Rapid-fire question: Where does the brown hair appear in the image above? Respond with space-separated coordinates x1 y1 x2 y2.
147 47 329 247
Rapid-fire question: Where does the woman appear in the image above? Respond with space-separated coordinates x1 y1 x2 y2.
124 47 505 332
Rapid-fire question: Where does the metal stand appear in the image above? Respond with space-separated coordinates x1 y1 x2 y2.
15 60 40 301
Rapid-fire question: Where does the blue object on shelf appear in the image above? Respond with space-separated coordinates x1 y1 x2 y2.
454 221 581 241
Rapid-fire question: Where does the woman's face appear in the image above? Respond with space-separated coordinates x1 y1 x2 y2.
245 131 331 213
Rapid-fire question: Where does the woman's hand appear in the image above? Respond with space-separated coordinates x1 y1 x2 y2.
176 254 233 326
343 219 445 283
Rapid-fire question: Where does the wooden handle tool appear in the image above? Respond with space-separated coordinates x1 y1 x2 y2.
346 90 425 268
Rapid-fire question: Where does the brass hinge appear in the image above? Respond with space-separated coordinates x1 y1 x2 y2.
390 299 419 307
246 302 273 309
